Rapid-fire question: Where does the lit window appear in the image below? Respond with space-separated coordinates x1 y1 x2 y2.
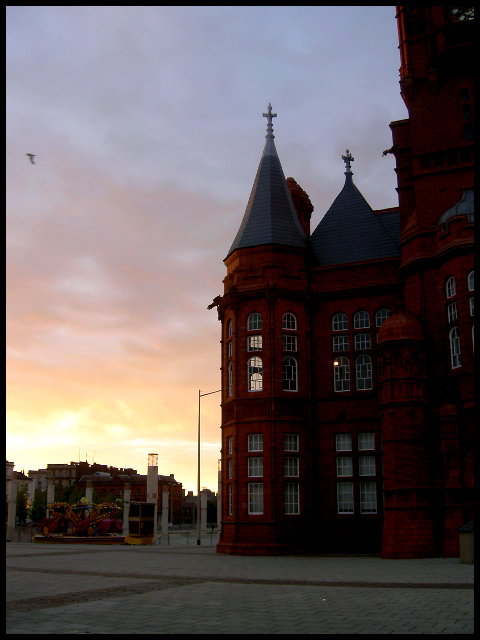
336 457 353 477
356 355 373 390
375 308 391 327
334 356 350 392
282 313 297 330
333 335 349 352
285 484 299 514
282 335 297 351
336 434 352 451
360 482 377 513
354 311 370 329
284 434 299 451
358 433 375 450
248 457 263 477
283 356 298 391
446 277 456 299
248 357 263 391
449 327 461 368
247 335 262 351
355 333 371 350
248 483 263 514
284 457 299 477
332 313 348 331
337 483 354 514
247 313 262 331
359 456 376 476
248 434 263 452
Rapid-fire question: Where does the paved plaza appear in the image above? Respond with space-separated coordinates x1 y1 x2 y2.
6 534 474 634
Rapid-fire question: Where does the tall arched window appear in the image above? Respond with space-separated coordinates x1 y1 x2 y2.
375 308 391 327
354 311 370 329
282 313 297 330
227 319 233 337
248 357 263 391
334 356 350 392
332 313 348 331
446 276 456 299
228 362 233 396
283 357 298 391
468 270 474 291
356 355 373 390
247 313 262 331
449 327 461 368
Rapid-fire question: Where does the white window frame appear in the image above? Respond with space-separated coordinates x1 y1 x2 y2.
282 335 297 351
284 434 299 452
282 313 297 330
247 335 263 351
356 355 373 390
359 455 376 476
336 457 353 477
468 270 474 291
248 483 263 515
360 482 377 514
247 312 262 331
283 356 298 391
449 327 461 368
332 313 348 331
285 483 300 515
447 302 458 323
446 276 456 299
354 310 370 329
358 433 375 451
248 356 263 391
336 434 352 451
248 457 263 477
337 482 354 514
333 335 349 352
284 457 299 477
248 433 263 452
334 356 350 392
354 333 371 350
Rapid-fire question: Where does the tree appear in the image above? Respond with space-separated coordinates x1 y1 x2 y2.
29 489 47 523
15 487 29 525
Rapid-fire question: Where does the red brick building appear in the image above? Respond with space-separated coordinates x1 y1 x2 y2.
211 7 474 556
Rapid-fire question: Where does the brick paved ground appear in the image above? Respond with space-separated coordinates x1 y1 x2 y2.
6 538 474 634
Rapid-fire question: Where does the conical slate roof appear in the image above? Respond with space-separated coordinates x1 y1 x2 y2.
310 161 400 266
226 104 308 259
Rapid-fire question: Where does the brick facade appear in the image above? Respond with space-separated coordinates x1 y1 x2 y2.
212 7 474 556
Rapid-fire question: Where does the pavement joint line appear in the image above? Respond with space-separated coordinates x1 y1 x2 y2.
6 566 474 590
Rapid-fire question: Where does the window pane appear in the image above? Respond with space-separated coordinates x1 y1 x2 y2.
449 327 461 368
247 313 262 331
283 357 298 391
284 457 299 477
337 483 354 513
248 457 263 477
248 335 263 351
248 357 263 391
285 483 299 514
358 433 375 450
282 313 297 330
360 482 377 513
333 313 348 331
354 311 370 329
355 333 371 350
248 434 263 451
333 335 349 352
336 434 352 451
446 277 456 299
336 457 353 476
248 483 263 514
375 308 391 327
284 434 299 451
356 355 372 390
334 356 350 392
359 456 376 476
283 335 297 351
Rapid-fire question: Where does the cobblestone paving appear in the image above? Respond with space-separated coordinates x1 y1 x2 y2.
6 542 474 634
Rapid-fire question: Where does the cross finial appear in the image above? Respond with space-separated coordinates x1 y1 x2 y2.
263 103 277 138
342 149 354 174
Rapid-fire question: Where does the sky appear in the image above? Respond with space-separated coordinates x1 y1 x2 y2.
6 6 407 493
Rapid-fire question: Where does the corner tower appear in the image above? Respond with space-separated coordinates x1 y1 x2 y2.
211 105 314 555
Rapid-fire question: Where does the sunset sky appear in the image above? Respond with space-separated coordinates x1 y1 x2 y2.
6 6 407 492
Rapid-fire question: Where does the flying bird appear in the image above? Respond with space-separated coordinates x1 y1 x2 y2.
26 153 36 164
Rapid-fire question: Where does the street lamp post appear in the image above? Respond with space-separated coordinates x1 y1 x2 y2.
197 388 221 545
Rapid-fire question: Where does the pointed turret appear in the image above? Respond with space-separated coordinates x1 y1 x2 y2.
310 150 400 266
226 104 308 258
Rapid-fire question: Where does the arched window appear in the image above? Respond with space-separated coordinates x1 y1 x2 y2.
282 313 297 330
468 270 474 291
354 311 370 329
248 357 263 391
332 313 348 331
446 276 456 299
449 327 461 368
334 356 350 392
227 319 233 337
228 362 233 396
247 313 262 331
356 355 373 390
283 357 298 391
375 308 391 327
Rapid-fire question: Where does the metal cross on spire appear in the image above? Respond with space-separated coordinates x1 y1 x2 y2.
263 103 277 138
342 149 354 174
